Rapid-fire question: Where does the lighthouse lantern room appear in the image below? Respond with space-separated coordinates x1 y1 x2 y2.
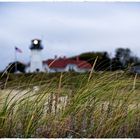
30 39 44 72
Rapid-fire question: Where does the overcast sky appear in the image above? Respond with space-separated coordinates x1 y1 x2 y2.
0 2 140 70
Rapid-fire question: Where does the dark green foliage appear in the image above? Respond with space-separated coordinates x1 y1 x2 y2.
5 61 26 73
114 48 140 69
71 51 111 71
70 48 140 71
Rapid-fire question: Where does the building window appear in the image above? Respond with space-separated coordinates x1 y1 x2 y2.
69 65 74 72
36 68 40 72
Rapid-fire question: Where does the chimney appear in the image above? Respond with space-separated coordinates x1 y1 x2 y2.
54 55 57 59
76 56 79 62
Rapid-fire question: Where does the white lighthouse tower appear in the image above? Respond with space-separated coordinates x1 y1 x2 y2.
30 39 44 72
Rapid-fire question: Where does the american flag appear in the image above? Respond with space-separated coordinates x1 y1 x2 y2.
15 47 22 53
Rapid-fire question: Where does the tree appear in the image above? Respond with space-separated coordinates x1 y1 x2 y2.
111 57 123 71
71 51 111 71
5 61 26 73
115 48 131 68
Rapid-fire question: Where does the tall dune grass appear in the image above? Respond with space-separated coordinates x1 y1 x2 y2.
0 71 140 138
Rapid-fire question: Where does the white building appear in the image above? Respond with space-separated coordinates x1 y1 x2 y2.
29 39 44 73
26 39 92 73
43 57 92 73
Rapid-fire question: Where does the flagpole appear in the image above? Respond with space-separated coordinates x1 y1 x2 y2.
15 47 17 73
14 47 23 73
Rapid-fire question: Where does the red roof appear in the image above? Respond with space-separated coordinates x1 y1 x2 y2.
43 58 92 69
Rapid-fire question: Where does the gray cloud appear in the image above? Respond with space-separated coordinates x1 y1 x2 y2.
0 2 140 70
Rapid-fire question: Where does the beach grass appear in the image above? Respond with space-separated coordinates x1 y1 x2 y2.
0 71 140 138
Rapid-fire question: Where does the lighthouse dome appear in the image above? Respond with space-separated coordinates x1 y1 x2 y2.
30 39 43 50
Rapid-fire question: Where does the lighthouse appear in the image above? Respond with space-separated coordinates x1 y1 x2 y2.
30 39 44 72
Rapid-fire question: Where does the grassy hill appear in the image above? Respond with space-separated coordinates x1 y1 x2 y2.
0 72 140 138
